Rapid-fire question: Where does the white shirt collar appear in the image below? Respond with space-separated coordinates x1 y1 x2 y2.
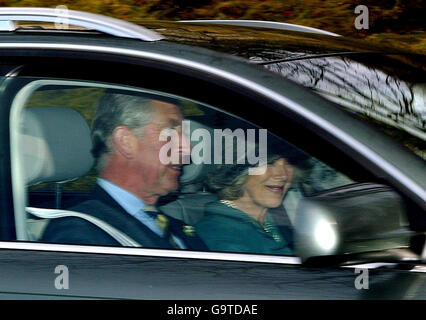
97 178 146 216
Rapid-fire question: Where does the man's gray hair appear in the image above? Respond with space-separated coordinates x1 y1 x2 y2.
91 92 155 172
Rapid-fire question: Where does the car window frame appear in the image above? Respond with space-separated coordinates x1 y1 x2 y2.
0 43 424 266
5 77 306 265
2 41 421 206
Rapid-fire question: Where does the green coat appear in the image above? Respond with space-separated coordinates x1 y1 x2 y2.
195 201 293 255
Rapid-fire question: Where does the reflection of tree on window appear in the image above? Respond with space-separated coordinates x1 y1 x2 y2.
262 55 426 159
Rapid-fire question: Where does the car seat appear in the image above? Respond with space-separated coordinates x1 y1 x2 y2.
20 107 139 245
159 119 218 225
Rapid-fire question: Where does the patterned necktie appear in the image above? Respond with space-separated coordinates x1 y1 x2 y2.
144 206 180 249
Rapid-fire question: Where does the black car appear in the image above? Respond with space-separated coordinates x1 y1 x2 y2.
0 7 425 300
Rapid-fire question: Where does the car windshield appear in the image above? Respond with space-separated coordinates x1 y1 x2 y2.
259 53 426 160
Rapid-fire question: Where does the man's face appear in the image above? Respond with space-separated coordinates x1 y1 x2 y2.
133 100 190 204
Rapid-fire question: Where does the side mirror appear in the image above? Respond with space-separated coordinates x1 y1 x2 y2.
294 183 417 265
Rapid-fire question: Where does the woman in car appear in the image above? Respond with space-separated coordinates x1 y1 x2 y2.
195 146 297 255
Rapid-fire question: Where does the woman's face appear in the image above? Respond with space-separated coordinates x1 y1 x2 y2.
241 158 294 209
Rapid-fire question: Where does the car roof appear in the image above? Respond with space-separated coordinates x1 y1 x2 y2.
8 19 424 78
137 21 419 56
3 21 424 84
141 21 425 82
3 18 418 55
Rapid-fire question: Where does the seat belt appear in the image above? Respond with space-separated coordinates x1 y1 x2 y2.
26 207 141 247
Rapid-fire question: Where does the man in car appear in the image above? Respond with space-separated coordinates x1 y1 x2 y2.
41 91 206 250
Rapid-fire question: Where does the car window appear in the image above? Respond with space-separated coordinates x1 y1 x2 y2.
10 78 358 256
262 54 426 160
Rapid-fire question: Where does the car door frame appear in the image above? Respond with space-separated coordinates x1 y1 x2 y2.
0 39 424 299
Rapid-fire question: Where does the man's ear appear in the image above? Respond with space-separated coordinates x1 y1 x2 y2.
112 126 138 159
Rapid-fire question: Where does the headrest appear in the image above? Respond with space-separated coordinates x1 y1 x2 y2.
179 120 214 190
20 107 94 186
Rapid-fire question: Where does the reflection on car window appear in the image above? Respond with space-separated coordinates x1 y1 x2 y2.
264 55 426 160
13 79 355 256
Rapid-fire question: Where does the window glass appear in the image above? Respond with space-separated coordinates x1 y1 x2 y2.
26 87 103 193
11 78 357 255
262 54 426 160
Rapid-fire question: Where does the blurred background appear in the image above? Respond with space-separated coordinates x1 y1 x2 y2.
1 0 424 52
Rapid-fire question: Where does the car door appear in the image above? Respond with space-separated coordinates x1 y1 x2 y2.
0 40 425 300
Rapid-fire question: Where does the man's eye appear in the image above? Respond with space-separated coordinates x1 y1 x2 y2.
164 125 180 131
159 128 175 140
165 127 173 132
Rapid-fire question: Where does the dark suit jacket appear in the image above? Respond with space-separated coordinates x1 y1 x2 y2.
41 186 207 250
